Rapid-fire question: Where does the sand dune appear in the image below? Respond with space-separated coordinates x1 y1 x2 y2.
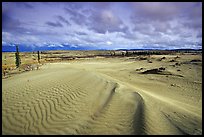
2 64 144 135
2 55 202 135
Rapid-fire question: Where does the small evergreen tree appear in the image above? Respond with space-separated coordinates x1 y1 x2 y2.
15 45 21 68
37 51 40 63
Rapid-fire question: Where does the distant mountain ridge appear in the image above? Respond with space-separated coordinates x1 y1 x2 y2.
116 48 202 51
2 43 202 52
2 43 97 52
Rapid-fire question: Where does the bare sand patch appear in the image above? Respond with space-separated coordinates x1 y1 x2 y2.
2 54 202 135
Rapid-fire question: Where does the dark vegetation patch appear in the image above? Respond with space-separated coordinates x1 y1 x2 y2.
182 59 202 66
139 67 183 77
136 68 144 71
190 59 202 62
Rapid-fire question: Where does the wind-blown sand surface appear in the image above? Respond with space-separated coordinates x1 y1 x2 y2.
2 55 202 135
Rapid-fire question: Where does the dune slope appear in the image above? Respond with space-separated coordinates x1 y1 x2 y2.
2 63 143 135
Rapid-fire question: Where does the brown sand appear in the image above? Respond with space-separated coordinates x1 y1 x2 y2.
2 54 202 135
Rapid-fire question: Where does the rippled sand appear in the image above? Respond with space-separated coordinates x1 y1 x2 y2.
2 55 202 135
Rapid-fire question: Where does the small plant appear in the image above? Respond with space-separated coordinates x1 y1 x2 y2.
147 60 152 63
4 55 6 65
3 69 6 77
15 45 21 68
125 50 128 56
121 51 125 56
113 51 115 56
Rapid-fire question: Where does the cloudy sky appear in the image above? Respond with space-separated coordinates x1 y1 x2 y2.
2 2 202 49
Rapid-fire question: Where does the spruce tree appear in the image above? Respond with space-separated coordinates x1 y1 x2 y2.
37 51 40 63
15 45 21 68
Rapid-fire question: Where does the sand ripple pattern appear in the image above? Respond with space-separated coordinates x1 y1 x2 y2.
2 67 143 135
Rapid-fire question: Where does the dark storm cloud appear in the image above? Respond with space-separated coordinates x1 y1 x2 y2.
76 31 87 35
2 10 21 31
64 3 129 34
2 2 202 49
183 20 202 30
56 15 71 26
130 2 202 31
2 9 34 38
130 2 201 22
88 2 111 9
127 2 202 47
6 2 35 9
64 7 87 25
23 3 35 9
88 10 128 34
197 30 202 38
45 21 63 27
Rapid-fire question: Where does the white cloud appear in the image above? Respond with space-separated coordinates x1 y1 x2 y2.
2 41 7 45
106 41 112 45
